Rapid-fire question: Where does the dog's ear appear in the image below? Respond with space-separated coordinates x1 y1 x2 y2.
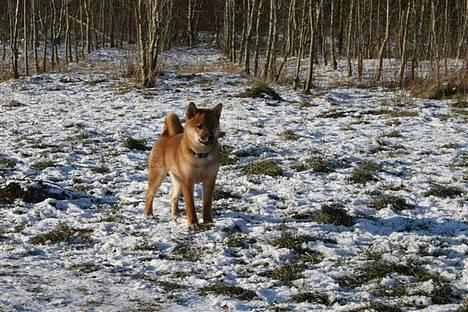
212 103 222 120
186 102 197 120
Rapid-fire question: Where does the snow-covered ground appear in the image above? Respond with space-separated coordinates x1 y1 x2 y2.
0 48 466 311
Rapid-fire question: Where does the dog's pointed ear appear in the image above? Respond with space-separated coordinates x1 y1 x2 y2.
186 102 197 120
212 103 222 120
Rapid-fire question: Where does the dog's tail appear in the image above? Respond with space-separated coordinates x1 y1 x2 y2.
162 113 183 137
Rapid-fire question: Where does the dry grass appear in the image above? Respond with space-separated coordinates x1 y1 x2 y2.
174 61 244 75
0 68 13 82
119 52 141 81
408 70 467 100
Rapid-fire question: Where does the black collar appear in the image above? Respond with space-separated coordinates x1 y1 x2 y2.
192 150 209 158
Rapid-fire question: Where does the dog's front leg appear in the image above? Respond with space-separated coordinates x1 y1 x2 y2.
182 183 199 227
202 178 216 224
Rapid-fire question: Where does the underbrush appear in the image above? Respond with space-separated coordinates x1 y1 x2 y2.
408 70 467 100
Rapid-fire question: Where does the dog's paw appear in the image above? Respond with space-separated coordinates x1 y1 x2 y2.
144 213 154 219
188 223 200 230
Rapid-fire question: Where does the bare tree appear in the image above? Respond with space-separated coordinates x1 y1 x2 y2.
375 0 390 82
398 0 411 87
303 0 316 94
137 0 173 87
9 0 21 78
23 0 29 75
253 0 263 76
293 0 307 90
346 0 355 78
243 0 257 74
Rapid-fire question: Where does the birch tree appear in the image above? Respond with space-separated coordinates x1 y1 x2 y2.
375 0 390 82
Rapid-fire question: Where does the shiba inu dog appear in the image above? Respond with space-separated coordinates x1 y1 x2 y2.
144 102 222 228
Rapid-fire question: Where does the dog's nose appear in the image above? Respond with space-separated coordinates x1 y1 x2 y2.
207 135 214 143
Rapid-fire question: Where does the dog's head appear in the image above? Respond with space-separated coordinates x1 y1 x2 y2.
184 102 222 148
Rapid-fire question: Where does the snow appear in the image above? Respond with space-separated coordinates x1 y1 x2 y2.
0 47 467 311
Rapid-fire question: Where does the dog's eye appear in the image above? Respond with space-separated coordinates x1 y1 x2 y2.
196 124 203 129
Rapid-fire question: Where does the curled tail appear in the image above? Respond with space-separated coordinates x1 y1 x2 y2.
162 113 183 136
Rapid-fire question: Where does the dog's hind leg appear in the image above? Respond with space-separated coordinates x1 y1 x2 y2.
144 166 167 217
169 173 182 218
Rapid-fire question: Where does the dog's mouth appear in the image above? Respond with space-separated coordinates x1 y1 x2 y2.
199 139 212 146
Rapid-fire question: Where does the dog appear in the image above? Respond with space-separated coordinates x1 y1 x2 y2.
145 102 222 228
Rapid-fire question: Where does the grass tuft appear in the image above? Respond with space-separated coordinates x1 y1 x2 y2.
317 108 347 118
369 194 414 211
263 263 303 286
213 187 240 200
0 157 16 170
30 224 93 245
200 284 256 300
219 145 236 166
242 160 283 177
424 184 464 198
349 160 381 184
279 130 300 140
387 110 419 118
171 244 200 262
293 156 336 173
314 203 354 226
292 292 330 305
123 137 148 151
91 165 110 174
271 231 314 253
31 160 55 170
238 81 282 101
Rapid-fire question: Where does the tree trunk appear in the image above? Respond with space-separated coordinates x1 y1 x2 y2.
32 0 40 73
375 0 390 82
398 0 411 87
346 0 355 78
367 0 373 58
24 0 29 76
244 0 257 74
263 0 277 80
303 0 316 94
293 1 306 90
330 0 337 70
85 0 91 54
9 0 20 78
430 0 440 86
253 0 263 76
456 0 468 60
